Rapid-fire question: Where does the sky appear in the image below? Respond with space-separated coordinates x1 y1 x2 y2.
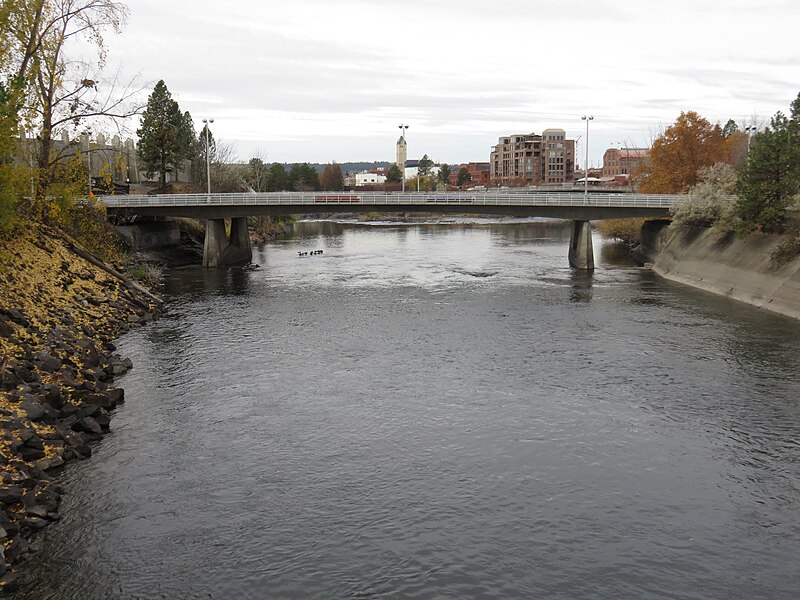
97 0 800 167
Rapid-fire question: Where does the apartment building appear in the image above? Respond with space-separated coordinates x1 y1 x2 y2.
489 129 575 186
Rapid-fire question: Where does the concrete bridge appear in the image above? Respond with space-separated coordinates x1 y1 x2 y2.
102 191 684 269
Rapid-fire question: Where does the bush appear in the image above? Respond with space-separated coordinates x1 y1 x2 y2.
769 236 800 269
670 163 737 231
595 218 647 246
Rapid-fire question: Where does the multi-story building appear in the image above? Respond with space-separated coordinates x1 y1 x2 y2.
489 129 575 186
602 147 649 177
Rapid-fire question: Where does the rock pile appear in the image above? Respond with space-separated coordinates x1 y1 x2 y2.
0 224 162 593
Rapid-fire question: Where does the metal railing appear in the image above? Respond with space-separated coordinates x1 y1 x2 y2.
101 191 685 209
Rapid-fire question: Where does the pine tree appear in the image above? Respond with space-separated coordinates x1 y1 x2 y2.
136 80 195 188
734 96 800 233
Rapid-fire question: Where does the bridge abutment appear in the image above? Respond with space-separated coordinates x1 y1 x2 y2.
203 217 252 267
568 220 594 270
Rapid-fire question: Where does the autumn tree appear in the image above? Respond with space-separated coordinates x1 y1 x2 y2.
734 93 800 233
136 80 195 188
320 162 344 191
2 0 139 221
637 111 729 193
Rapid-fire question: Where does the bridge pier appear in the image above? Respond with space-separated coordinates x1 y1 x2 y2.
568 220 594 270
203 217 252 267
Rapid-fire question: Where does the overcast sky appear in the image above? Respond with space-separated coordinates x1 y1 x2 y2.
102 0 800 166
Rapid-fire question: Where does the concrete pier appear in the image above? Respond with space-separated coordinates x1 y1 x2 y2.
568 220 594 270
202 217 252 267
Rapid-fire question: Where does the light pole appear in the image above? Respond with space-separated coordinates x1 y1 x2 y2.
581 115 593 202
745 125 756 154
398 124 408 192
86 131 92 196
202 118 214 195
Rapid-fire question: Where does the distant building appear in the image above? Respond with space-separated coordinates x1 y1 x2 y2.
490 129 575 186
355 172 387 186
449 162 491 187
602 147 649 177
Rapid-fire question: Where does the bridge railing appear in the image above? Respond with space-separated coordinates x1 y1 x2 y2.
101 191 685 209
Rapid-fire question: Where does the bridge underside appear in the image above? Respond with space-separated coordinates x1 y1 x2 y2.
107 205 669 270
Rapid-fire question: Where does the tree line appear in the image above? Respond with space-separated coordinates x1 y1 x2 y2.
635 94 800 235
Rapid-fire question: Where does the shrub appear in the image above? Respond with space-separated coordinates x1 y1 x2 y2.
670 163 737 231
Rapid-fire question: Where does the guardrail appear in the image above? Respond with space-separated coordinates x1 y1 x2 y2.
101 191 686 209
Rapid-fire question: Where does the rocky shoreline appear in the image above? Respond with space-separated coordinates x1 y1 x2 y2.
0 224 162 594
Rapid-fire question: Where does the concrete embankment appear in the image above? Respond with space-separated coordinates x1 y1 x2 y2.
0 224 161 593
642 223 800 320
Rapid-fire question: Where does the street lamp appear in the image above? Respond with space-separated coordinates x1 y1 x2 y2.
745 125 756 154
581 115 593 202
398 124 408 192
202 118 214 195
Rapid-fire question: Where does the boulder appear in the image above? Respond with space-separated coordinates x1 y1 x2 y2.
0 486 23 505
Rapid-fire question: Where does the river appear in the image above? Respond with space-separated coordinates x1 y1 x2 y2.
18 219 800 599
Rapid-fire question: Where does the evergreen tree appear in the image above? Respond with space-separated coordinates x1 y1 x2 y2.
457 166 472 187
734 93 800 233
418 154 434 176
136 80 195 188
386 163 403 183
266 163 289 191
289 163 321 191
722 119 739 138
438 163 452 185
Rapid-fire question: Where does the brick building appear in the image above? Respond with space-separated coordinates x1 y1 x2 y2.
489 129 575 186
449 162 491 187
602 148 649 177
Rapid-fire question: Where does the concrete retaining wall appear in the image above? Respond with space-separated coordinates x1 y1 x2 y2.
653 227 800 320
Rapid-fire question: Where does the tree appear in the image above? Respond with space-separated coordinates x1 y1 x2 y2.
320 162 344 191
266 163 289 191
670 163 738 231
244 154 269 192
385 163 402 183
438 163 452 185
418 154 434 176
288 163 320 191
457 166 471 187
734 94 800 233
136 80 195 188
722 119 739 138
637 111 729 193
2 0 139 219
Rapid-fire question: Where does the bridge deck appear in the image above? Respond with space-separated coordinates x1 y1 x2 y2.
102 191 684 220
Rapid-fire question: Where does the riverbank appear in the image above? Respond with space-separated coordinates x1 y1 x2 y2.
0 223 161 594
643 223 800 320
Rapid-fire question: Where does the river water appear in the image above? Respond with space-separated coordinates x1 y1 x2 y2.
19 220 800 599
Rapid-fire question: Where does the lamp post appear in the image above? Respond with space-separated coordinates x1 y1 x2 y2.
86 131 92 196
745 125 756 154
202 118 214 195
398 124 408 192
581 115 593 202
